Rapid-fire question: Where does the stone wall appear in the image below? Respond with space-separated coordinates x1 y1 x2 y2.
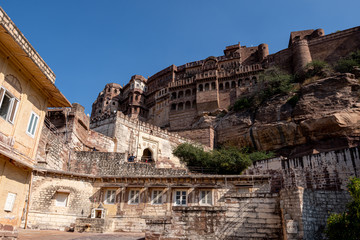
174 127 215 149
91 112 190 168
247 146 360 191
280 188 351 240
69 151 187 176
27 173 94 231
145 187 282 240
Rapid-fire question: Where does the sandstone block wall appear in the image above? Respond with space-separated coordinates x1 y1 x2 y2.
280 188 351 240
91 112 190 168
145 184 282 240
27 174 94 231
69 152 187 176
175 127 215 149
248 146 360 191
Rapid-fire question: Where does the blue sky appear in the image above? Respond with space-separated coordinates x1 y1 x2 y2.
1 0 359 114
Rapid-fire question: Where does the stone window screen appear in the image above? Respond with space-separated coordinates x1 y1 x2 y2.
4 192 16 212
128 190 140 205
104 190 116 204
151 190 163 205
0 87 19 124
199 190 212 205
26 111 39 138
174 190 187 206
55 192 69 207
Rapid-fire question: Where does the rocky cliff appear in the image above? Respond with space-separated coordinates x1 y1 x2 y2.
211 73 360 157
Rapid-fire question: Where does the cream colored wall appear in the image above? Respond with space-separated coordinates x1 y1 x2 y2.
0 49 48 161
0 156 31 229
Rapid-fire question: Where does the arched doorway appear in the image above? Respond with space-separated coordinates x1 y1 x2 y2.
141 148 153 163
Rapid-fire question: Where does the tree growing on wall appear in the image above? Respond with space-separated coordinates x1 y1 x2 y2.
325 177 360 240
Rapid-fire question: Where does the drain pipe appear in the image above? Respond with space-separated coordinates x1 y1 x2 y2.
24 170 33 229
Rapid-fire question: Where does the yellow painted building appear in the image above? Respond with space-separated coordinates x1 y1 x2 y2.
0 7 70 234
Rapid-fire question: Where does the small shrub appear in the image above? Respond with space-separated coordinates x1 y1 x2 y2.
231 97 252 112
335 50 360 73
325 177 360 240
248 151 275 162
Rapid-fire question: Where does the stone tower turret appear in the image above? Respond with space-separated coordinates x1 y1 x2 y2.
292 39 312 74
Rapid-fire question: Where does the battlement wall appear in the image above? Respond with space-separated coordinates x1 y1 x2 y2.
247 146 360 191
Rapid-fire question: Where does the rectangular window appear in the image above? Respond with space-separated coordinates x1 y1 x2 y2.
26 112 39 138
174 190 187 206
0 87 19 124
199 190 212 205
152 190 163 205
55 192 69 207
4 192 16 212
128 190 140 205
104 190 116 204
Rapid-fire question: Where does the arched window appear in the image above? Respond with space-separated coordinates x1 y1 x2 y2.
245 78 250 86
178 91 184 98
238 79 242 87
205 83 210 91
135 95 139 101
171 92 177 100
219 83 224 90
225 82 230 89
178 102 184 110
211 82 216 90
198 84 203 92
231 81 236 88
185 89 191 96
141 148 153 163
185 101 191 109
171 104 176 110
192 89 196 95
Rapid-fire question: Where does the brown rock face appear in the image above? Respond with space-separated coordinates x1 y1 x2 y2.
216 73 360 157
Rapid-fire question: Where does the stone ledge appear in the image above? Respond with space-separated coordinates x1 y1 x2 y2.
172 206 227 212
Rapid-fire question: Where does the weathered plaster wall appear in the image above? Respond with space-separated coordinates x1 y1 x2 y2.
27 173 94 231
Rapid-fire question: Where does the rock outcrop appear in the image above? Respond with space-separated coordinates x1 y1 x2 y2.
215 73 360 157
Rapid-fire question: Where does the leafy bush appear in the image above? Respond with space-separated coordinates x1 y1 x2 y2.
248 151 275 162
304 60 331 78
325 177 360 240
229 67 295 112
173 143 274 174
230 97 252 112
335 50 360 73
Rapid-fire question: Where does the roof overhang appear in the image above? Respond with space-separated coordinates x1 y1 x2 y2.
0 7 71 107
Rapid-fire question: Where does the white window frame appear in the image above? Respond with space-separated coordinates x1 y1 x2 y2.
55 192 69 207
151 189 163 205
104 189 116 204
26 111 39 138
128 189 140 205
0 87 19 124
199 190 213 206
4 192 16 212
173 190 187 206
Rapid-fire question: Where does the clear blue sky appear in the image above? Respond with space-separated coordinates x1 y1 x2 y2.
1 0 359 114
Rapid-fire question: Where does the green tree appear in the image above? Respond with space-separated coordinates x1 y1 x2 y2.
173 144 274 174
325 177 360 240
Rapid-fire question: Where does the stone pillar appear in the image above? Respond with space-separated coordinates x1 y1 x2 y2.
292 39 312 74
